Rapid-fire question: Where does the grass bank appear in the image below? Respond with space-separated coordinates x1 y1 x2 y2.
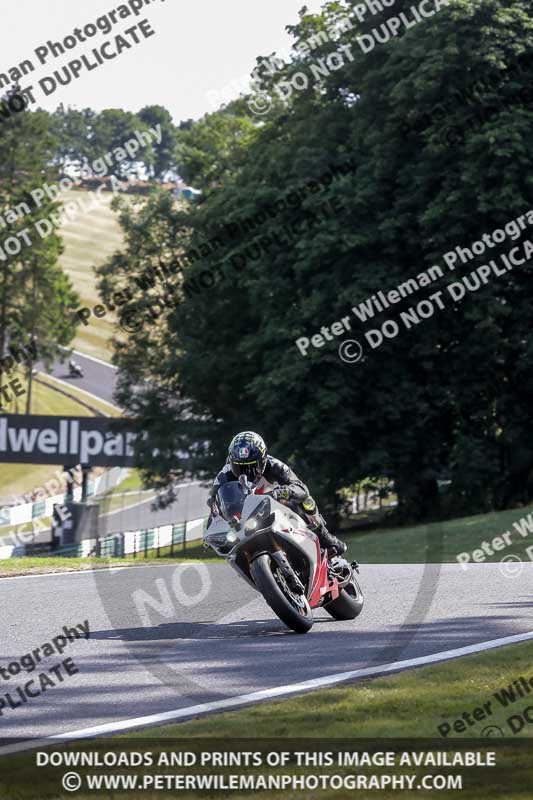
58 188 125 363
347 503 533 564
0 541 220 577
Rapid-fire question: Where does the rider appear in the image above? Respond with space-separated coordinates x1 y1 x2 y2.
207 431 347 555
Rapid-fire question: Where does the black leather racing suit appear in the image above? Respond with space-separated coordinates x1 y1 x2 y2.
207 455 345 553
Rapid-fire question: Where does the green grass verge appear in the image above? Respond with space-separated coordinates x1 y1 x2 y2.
0 556 169 576
94 470 151 515
0 540 219 576
99 489 156 515
104 468 145 494
35 372 120 416
128 637 533 740
347 503 533 564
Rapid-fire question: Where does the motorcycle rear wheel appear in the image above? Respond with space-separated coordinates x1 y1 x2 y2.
324 575 364 620
251 554 313 634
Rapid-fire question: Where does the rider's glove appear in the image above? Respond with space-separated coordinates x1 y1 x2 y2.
272 485 292 501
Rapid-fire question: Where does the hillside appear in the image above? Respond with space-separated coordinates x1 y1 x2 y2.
58 188 125 362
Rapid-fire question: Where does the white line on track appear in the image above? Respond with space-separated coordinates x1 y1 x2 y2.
2 627 533 754
36 371 119 412
59 346 118 371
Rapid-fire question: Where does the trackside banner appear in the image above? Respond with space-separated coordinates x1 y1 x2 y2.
0 415 139 467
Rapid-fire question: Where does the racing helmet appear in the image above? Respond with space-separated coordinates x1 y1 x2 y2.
228 431 267 481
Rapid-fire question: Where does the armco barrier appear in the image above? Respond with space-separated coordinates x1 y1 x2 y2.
0 517 207 559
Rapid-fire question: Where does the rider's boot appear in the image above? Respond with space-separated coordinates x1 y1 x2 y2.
316 523 347 556
302 497 347 556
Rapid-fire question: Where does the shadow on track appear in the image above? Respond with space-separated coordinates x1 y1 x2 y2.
89 617 334 641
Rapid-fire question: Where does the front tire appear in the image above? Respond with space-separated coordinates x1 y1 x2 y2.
251 554 313 634
324 575 364 620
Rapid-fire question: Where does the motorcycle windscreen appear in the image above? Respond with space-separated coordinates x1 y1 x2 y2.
216 482 246 521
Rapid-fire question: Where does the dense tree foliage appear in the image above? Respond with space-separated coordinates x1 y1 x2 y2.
104 0 533 521
0 105 79 411
138 105 178 179
174 100 259 189
51 105 180 179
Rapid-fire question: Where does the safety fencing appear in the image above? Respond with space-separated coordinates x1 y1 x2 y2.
0 516 207 560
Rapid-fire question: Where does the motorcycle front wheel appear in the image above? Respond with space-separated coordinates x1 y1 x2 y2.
251 553 313 634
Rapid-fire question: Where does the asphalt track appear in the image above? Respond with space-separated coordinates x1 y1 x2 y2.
98 482 210 534
2 562 533 746
37 350 118 408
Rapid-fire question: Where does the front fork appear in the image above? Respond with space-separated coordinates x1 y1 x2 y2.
270 550 306 594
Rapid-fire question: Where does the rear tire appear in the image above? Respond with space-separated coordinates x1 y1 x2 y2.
251 554 313 634
324 575 364 620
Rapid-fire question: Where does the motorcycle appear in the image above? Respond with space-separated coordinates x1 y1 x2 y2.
204 476 364 633
69 363 83 378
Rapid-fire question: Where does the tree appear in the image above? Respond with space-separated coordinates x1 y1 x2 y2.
50 106 97 165
175 101 258 190
95 190 217 490
91 109 154 176
138 105 178 179
103 0 533 521
0 105 79 412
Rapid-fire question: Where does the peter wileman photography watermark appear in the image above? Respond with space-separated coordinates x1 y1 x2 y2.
0 620 89 716
356 0 450 53
294 210 533 362
0 0 166 112
0 126 162 263
402 48 533 146
436 666 533 737
0 341 39 412
75 161 355 335
455 508 533 579
207 12 357 112
212 0 450 116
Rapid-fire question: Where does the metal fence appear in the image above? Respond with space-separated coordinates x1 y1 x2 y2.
23 518 207 560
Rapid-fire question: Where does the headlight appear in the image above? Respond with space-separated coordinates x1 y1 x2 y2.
244 498 274 535
225 531 238 544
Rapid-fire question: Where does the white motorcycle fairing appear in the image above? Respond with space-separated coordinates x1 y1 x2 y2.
205 491 320 595
204 476 364 633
